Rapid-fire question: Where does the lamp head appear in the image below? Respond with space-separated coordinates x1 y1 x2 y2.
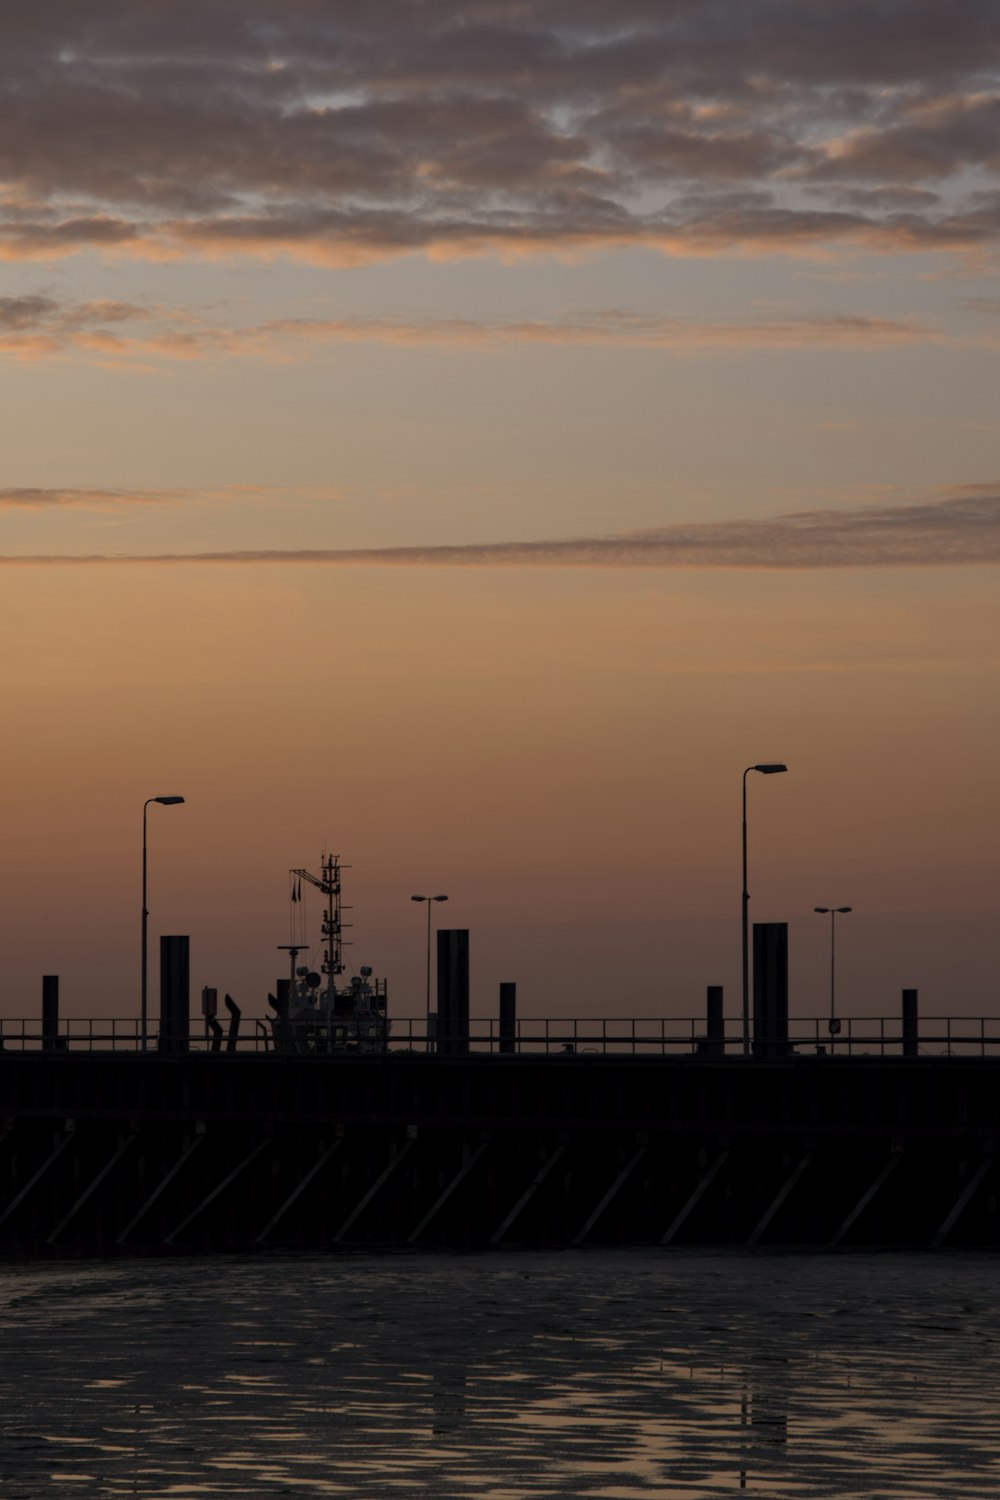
154 796 185 805
754 763 787 775
814 906 830 913
836 906 853 914
433 894 448 902
411 895 426 903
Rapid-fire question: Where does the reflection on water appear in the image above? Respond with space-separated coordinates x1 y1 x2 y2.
0 1251 998 1497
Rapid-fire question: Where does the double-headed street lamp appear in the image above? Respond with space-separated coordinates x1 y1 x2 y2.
411 893 448 1049
814 905 852 1037
742 763 787 1056
142 796 185 1050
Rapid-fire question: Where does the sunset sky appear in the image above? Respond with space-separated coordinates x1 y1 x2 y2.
1 2 998 1029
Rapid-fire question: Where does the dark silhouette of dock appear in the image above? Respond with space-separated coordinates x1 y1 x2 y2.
0 1048 997 1252
2 928 996 1252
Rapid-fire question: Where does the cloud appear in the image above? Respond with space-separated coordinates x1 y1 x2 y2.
0 486 177 508
0 3 998 266
0 292 946 363
0 294 153 356
810 93 1000 183
2 493 998 569
0 483 342 508
259 309 938 352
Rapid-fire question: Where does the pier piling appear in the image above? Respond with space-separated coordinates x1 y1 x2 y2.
499 983 517 1055
902 989 919 1058
706 986 725 1058
42 976 60 1053
158 937 190 1054
753 924 788 1059
437 930 469 1056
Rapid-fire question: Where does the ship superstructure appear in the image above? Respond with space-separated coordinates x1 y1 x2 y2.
269 853 388 1052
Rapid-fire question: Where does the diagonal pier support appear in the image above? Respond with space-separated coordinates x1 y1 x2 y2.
661 1149 730 1246
830 1151 901 1248
256 1133 344 1244
573 1145 646 1246
0 1124 74 1229
332 1134 415 1243
165 1136 271 1245
47 1131 136 1245
408 1137 490 1243
748 1150 813 1245
117 1127 205 1244
490 1142 567 1245
932 1155 994 1249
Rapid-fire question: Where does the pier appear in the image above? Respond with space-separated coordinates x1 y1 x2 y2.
0 1043 997 1252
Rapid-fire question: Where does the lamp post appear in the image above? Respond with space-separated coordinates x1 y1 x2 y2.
814 905 852 1039
742 763 787 1057
411 894 448 1051
142 796 185 1051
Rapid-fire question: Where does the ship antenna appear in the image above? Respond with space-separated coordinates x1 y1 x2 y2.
321 852 344 981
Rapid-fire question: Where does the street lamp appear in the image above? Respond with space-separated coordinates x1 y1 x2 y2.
142 796 185 1051
411 894 448 1051
742 764 787 1057
814 906 852 1039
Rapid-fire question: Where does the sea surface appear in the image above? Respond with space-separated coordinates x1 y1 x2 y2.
0 1251 997 1498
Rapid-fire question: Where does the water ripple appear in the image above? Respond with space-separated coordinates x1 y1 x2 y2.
0 1253 998 1497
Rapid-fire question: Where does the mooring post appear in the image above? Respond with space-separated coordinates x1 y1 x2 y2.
159 936 190 1053
753 923 789 1058
499 982 517 1055
706 986 725 1057
437 930 469 1056
902 988 918 1058
42 975 59 1053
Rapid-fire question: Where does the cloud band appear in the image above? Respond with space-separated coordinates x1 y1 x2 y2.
1 494 997 569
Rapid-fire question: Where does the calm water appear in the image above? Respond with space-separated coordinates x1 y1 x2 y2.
0 1251 997 1498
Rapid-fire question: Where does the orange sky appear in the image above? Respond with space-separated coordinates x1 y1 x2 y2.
0 4 998 1030
0 561 995 1025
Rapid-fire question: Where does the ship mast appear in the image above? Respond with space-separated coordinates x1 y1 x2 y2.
290 854 350 990
320 852 344 982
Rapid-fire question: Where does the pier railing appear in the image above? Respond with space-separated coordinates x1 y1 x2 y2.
3 1014 1000 1057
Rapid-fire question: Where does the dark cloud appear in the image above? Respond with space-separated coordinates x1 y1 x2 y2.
807 94 1000 183
0 295 152 355
0 296 145 330
3 494 998 568
0 294 57 329
0 2 997 263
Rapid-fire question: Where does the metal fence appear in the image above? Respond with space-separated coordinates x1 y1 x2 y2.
3 1014 1000 1057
